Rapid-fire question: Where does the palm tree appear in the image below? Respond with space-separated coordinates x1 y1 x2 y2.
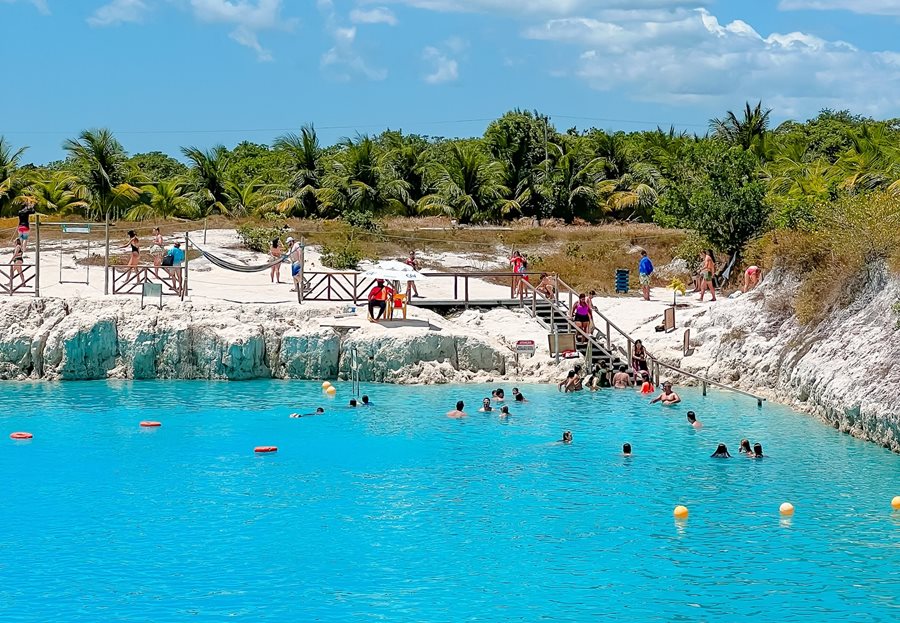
63 129 139 220
833 124 900 193
182 145 232 216
273 124 325 217
320 135 405 216
710 101 772 154
535 141 604 222
21 172 89 217
591 132 661 219
225 179 274 216
419 143 512 223
127 180 194 220
378 131 431 217
0 137 28 217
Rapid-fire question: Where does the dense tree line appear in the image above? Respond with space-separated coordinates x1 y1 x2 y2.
2 106 900 261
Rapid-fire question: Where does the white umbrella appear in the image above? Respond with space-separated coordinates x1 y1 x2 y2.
361 260 427 282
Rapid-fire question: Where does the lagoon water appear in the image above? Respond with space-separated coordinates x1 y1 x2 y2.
1 380 898 622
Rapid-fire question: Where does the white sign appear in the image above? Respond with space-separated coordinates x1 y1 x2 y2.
62 225 92 234
515 340 536 356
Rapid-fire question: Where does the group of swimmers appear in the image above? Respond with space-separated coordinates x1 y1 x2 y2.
289 395 373 417
558 362 682 406
446 388 527 419
712 438 765 458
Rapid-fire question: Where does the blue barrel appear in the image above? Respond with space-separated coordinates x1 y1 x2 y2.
615 269 630 294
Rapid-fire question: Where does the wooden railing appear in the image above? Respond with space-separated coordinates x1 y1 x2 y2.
524 275 766 407
110 266 185 299
300 271 541 304
0 263 37 296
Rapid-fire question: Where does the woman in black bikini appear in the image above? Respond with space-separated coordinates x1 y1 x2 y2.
632 339 648 374
123 230 140 277
10 238 25 287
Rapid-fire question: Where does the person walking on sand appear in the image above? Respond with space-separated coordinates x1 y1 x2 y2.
638 250 654 301
270 238 283 284
405 251 421 298
699 249 717 302
150 227 165 278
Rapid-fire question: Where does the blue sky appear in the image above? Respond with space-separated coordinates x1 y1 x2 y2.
2 0 900 164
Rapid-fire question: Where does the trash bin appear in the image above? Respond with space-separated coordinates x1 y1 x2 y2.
615 269 630 294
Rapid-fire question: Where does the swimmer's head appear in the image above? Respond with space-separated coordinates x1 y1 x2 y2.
349 399 358 407
456 400 464 411
753 443 763 457
573 365 582 374
497 389 504 398
491 389 498 397
482 398 491 408
562 431 573 443
362 395 369 404
567 371 576 378
515 392 524 402
739 439 751 453
500 406 509 414
512 388 520 395
316 407 324 414
687 410 696 423
623 442 632 455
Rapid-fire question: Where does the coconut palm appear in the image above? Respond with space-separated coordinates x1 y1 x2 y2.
0 137 29 217
63 129 139 220
535 141 604 222
272 124 325 217
182 145 232 217
419 143 512 223
319 135 405 216
225 179 274 216
833 124 900 193
378 131 432 217
710 101 772 154
21 172 89 217
127 180 194 220
590 132 661 219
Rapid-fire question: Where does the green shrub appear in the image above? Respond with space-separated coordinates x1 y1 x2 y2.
343 210 379 232
673 232 709 270
321 243 363 270
237 224 283 253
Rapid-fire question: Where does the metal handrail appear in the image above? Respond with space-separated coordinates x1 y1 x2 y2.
551 275 766 407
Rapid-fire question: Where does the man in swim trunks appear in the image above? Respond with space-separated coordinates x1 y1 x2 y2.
743 265 762 293
447 400 466 418
650 382 681 406
367 279 389 321
638 250 653 301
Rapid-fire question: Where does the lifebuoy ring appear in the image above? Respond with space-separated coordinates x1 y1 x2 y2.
254 446 278 453
10 432 33 440
140 421 162 427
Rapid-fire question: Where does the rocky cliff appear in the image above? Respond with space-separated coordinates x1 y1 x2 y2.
656 265 900 452
0 299 565 384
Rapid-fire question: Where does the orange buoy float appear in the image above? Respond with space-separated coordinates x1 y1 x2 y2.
10 432 33 440
140 421 162 428
254 446 278 453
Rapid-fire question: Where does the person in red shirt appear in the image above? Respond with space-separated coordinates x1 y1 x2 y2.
368 279 390 321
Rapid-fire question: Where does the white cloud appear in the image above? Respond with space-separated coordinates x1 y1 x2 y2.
88 0 148 27
350 6 397 25
189 0 297 61
779 0 900 14
0 0 50 14
379 0 704 15
522 6 900 116
319 2 387 80
422 45 459 84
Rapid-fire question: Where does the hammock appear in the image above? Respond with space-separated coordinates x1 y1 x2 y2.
187 237 288 274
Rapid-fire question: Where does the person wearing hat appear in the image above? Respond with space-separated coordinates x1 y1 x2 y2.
367 278 390 321
163 240 185 296
650 381 681 406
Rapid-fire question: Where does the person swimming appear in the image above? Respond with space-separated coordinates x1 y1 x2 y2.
499 405 511 417
612 365 632 388
622 442 632 457
752 442 764 458
559 370 578 392
479 398 493 412
686 410 703 429
447 401 466 418
494 388 506 402
650 382 681 405
290 407 325 418
738 439 753 456
586 364 606 391
711 443 732 458
512 388 526 402
361 395 372 406
639 371 654 394
560 431 573 444
349 399 358 407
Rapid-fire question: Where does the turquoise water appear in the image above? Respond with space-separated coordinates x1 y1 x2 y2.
1 380 898 622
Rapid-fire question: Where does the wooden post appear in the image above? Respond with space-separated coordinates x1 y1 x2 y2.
104 219 110 295
298 240 305 304
182 231 189 301
34 214 41 297
702 381 707 396
464 276 469 309
203 218 208 244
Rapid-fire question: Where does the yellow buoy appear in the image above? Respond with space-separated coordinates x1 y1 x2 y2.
891 496 900 510
673 505 689 519
322 381 332 390
779 502 795 516
326 386 337 396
